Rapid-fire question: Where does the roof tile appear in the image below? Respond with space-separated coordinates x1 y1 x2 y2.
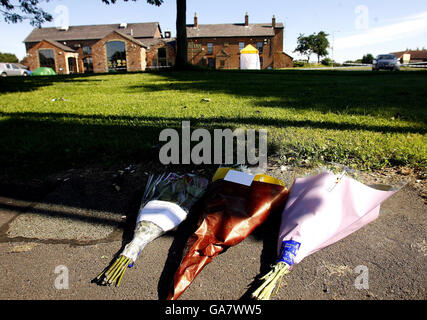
24 22 160 43
186 23 283 38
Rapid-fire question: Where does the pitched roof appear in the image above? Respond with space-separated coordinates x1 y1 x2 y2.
186 22 283 38
24 22 160 43
42 39 76 52
112 30 148 48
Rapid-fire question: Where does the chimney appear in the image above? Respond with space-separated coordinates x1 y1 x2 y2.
272 15 276 28
194 12 198 28
245 12 249 26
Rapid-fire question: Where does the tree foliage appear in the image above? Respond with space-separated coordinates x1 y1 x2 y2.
294 33 315 63
0 0 53 27
362 53 374 64
312 31 329 63
0 52 18 63
102 0 163 6
294 31 330 63
0 0 164 27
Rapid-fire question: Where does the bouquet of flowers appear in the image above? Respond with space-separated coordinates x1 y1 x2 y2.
251 170 397 299
96 172 209 286
168 167 289 300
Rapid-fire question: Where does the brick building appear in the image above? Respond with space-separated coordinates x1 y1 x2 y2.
390 49 427 64
187 13 293 69
23 13 292 73
23 22 175 74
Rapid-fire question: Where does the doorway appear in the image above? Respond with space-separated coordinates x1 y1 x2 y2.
67 57 78 74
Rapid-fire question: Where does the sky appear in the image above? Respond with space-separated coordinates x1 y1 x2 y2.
0 0 426 62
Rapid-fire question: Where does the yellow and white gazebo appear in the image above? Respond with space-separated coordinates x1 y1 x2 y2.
240 44 261 70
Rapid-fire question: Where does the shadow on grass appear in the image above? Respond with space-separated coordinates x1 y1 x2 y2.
0 69 175 94
1 111 425 138
0 73 106 93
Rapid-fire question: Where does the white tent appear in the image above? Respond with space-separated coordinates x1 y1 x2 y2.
240 44 261 70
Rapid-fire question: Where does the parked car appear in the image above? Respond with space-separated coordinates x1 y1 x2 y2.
372 54 400 71
0 63 31 77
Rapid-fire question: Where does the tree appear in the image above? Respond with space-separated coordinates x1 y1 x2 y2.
174 0 187 68
294 31 330 64
0 52 18 63
362 53 374 64
102 0 188 69
0 0 53 27
312 31 329 63
294 33 315 63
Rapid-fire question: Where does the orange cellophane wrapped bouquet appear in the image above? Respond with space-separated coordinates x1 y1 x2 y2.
168 167 289 300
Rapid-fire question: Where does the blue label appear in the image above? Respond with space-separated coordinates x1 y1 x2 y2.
276 240 301 265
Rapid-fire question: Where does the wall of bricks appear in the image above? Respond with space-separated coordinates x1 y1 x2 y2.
26 39 97 73
91 32 146 73
146 41 176 67
25 40 68 74
187 27 293 69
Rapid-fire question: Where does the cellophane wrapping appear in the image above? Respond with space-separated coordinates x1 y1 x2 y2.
168 174 289 300
122 173 209 262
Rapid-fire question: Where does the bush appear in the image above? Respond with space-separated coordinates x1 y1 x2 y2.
321 58 333 66
293 60 305 67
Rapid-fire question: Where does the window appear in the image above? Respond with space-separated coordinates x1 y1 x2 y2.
207 43 213 54
207 57 215 69
12 64 19 69
83 57 93 73
39 49 55 70
158 47 167 66
219 60 225 68
257 42 263 53
83 46 92 55
239 42 245 52
106 41 126 71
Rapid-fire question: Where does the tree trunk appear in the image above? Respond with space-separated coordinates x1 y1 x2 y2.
175 0 187 69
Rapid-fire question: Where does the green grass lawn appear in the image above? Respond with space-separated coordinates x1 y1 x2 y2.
0 69 426 177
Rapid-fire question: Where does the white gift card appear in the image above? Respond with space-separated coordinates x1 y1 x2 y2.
224 170 255 186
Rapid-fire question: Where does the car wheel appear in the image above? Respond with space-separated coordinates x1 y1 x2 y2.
23 72 28 76
1 72 6 77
